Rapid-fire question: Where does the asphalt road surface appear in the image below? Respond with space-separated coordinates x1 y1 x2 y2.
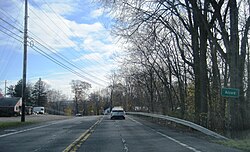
0 116 99 152
0 115 242 152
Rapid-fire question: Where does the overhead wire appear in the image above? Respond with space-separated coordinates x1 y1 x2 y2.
0 35 22 79
0 27 23 79
28 3 105 69
0 1 24 33
0 22 105 86
30 45 105 86
26 17 108 84
0 8 24 33
0 1 24 79
0 1 111 87
0 43 22 80
36 0 110 71
0 17 23 33
27 6 100 61
0 26 23 43
28 5 109 84
29 35 107 84
0 8 23 27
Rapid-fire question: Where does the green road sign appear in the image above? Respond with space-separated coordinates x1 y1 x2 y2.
221 88 239 98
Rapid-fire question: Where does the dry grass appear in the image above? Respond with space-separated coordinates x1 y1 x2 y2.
217 136 250 151
0 121 37 129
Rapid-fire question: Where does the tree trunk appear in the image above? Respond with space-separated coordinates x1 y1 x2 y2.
191 9 201 124
199 9 209 127
149 69 155 113
228 0 243 134
189 0 209 126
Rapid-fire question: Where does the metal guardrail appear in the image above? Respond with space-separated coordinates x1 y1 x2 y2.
127 112 228 140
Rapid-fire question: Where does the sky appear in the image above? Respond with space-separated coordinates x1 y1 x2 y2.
0 0 123 99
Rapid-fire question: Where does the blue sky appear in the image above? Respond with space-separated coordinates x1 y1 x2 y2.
0 0 122 98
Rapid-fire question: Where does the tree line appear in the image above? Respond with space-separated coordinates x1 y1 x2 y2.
5 79 111 116
97 0 250 136
7 78 52 107
6 78 72 115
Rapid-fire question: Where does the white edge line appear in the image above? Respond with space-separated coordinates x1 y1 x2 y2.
156 131 202 152
128 116 202 152
127 116 143 125
0 119 71 138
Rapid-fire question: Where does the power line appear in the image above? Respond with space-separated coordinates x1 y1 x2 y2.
0 6 108 85
0 17 23 33
0 12 24 79
28 8 102 70
0 40 22 80
31 45 105 86
0 2 24 31
27 6 109 83
0 5 24 61
32 0 110 72
26 17 108 83
0 27 23 43
0 25 105 86
0 9 22 26
30 36 108 84
0 1 111 87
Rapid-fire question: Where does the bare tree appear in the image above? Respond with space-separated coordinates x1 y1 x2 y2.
71 80 91 115
98 0 250 134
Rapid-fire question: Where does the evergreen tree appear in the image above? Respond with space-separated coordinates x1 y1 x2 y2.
32 78 48 106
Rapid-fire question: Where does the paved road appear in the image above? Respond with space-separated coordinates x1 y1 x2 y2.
77 115 241 152
0 115 242 152
0 116 99 152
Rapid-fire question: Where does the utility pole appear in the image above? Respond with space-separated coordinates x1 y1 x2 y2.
21 0 28 122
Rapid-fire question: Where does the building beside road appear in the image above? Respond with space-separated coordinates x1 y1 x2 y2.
0 97 22 116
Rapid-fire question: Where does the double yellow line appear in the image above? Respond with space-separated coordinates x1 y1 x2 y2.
63 117 103 152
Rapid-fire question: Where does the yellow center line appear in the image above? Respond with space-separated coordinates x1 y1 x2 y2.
63 117 103 152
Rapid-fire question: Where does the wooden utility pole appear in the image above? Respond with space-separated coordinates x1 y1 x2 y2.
21 0 28 122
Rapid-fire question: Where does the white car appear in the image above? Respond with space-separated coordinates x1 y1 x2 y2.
110 107 125 120
33 107 45 114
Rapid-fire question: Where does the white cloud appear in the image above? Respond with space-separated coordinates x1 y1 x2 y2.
82 37 119 54
0 0 123 98
32 0 81 16
28 5 109 54
42 68 111 97
73 53 102 62
40 3 75 16
44 78 73 99
28 5 76 50
91 8 104 18
68 21 105 37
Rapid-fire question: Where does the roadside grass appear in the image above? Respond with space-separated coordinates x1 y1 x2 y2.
0 121 38 129
217 138 250 151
